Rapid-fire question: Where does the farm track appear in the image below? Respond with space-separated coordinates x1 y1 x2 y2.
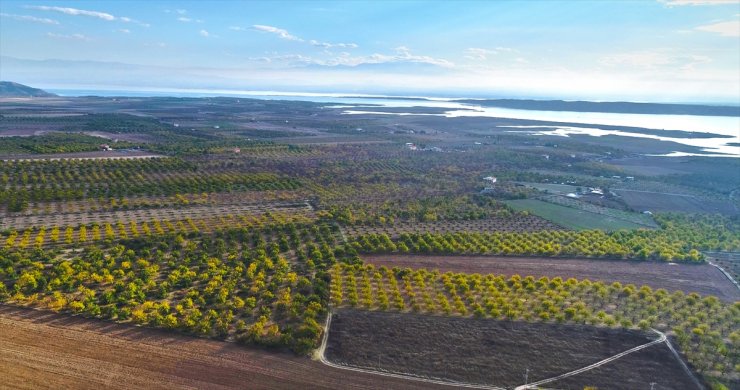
707 260 740 291
0 305 451 390
515 329 668 390
705 251 740 286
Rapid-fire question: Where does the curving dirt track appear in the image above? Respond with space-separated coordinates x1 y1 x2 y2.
0 305 451 390
362 255 740 302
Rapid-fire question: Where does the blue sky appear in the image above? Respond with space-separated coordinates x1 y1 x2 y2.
1 0 739 102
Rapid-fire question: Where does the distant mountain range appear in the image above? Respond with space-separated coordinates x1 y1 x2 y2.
0 81 56 97
452 99 740 117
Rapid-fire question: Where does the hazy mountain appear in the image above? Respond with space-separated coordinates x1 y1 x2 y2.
0 81 57 97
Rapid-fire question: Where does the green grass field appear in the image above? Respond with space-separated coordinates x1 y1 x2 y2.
505 199 647 231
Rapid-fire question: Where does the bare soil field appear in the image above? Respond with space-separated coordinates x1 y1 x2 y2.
706 251 740 284
615 189 738 215
325 309 699 389
362 255 740 302
547 342 703 390
0 305 449 390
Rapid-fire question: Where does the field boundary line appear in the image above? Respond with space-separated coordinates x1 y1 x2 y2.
316 311 505 390
663 331 706 390
706 260 740 291
514 329 667 390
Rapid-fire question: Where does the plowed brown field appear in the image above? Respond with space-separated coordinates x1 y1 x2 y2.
0 305 450 390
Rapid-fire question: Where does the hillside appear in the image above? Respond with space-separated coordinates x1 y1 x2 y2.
0 81 56 98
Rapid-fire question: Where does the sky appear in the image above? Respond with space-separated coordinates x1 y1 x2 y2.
1 0 739 102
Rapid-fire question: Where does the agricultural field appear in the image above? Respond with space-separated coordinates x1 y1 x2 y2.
505 198 649 230
615 189 739 216
0 305 442 390
328 262 738 387
516 181 580 194
706 251 740 285
0 200 313 230
539 194 658 228
342 215 562 238
0 94 739 389
325 309 700 389
361 255 740 302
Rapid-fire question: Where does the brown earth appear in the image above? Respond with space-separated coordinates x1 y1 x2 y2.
325 309 700 389
547 342 703 390
362 254 740 302
0 305 451 390
706 251 740 286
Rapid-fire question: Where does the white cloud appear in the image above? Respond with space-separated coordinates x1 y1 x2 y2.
177 16 203 23
241 24 358 49
258 46 453 68
659 0 738 5
0 13 59 24
28 6 115 21
27 5 149 26
309 40 358 49
695 20 740 36
46 32 91 41
117 29 131 34
119 16 150 27
252 24 303 41
200 29 212 38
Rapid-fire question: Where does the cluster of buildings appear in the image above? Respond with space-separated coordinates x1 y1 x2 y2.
404 142 442 152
